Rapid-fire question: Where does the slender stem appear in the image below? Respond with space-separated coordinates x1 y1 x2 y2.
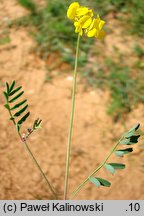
64 33 81 200
8 104 57 199
70 137 123 199
23 139 57 199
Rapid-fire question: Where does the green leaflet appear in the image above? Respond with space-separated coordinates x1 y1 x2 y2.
8 91 24 103
10 117 15 121
105 164 115 174
9 86 22 96
9 80 16 92
115 148 133 157
129 135 140 144
6 82 10 94
3 91 8 101
120 139 130 145
120 135 140 145
128 123 140 132
124 123 140 138
89 177 100 187
10 99 27 110
108 163 125 169
89 177 111 187
96 178 111 187
121 124 140 147
105 163 125 174
33 118 42 130
14 105 28 117
115 150 124 157
17 112 30 126
16 124 20 132
4 104 10 110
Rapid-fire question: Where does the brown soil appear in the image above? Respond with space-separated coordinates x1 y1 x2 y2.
0 0 144 200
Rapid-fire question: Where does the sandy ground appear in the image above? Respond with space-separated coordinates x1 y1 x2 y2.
0 0 144 200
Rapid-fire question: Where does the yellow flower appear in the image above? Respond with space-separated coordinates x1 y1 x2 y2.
74 15 93 36
76 7 94 18
86 16 106 39
67 2 80 20
67 2 106 39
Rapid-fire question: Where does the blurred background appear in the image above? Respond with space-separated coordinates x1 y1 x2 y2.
0 0 144 199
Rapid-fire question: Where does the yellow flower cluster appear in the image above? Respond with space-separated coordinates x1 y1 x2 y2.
67 2 106 39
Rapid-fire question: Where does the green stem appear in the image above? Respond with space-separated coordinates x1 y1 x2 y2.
70 137 123 200
23 140 57 199
8 104 57 199
64 33 81 200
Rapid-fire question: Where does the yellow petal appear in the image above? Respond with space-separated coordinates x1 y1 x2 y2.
99 20 105 30
87 28 97 37
88 18 95 30
93 18 100 29
76 7 89 16
67 2 80 20
82 17 92 28
79 15 92 29
87 10 94 18
96 30 106 40
93 15 105 30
